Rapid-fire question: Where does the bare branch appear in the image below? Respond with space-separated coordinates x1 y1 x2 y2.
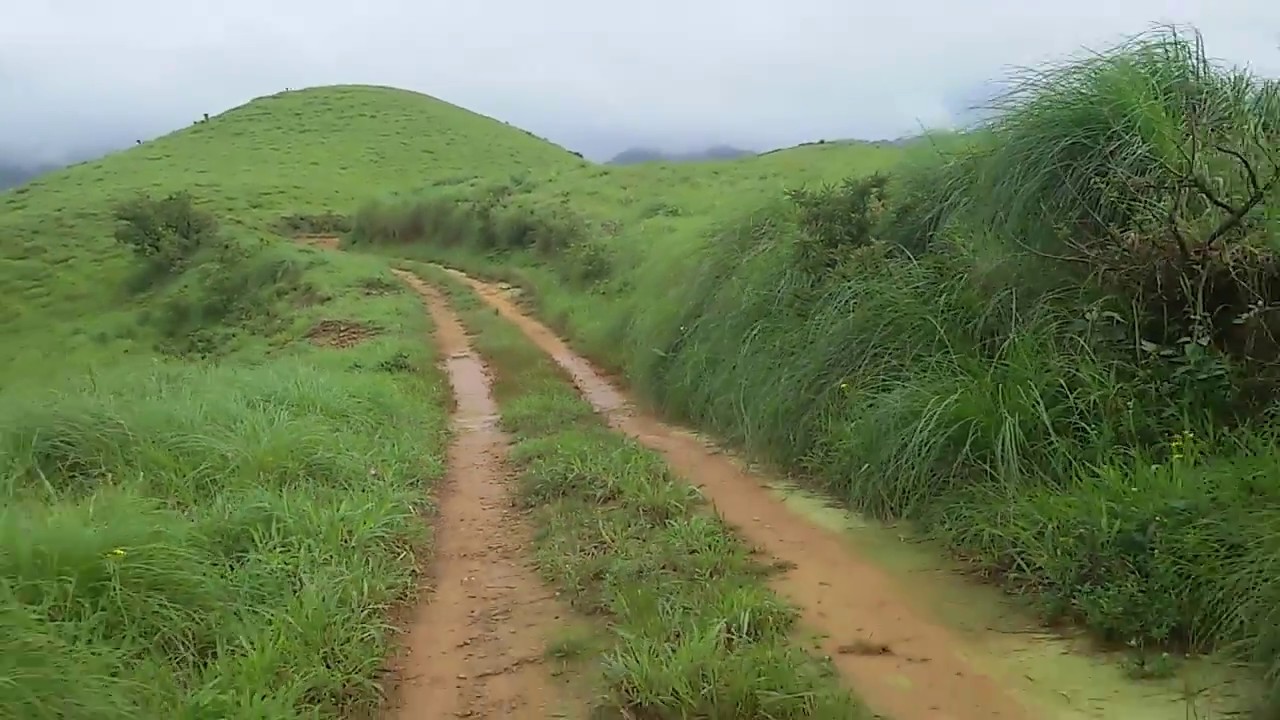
1204 166 1280 247
1186 173 1238 214
1214 143 1263 194
1167 186 1192 262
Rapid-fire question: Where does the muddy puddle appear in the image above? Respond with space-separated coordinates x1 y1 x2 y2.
768 481 1251 720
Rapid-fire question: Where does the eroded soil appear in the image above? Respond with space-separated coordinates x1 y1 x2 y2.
295 234 341 249
304 319 379 348
383 269 570 719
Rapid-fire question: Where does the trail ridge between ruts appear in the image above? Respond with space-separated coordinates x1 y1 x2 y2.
384 270 569 720
442 266 1037 720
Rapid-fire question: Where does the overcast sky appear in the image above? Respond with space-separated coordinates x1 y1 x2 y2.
2 1 1279 164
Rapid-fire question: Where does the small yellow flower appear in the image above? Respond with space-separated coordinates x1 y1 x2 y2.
108 548 126 558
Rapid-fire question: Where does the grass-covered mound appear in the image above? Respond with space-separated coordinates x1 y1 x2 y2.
350 27 1280 714
0 83 582 717
1 84 587 381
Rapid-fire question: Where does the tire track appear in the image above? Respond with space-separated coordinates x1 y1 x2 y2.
383 269 570 719
441 265 1036 720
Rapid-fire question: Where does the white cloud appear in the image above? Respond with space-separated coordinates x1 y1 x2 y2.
2 0 1277 163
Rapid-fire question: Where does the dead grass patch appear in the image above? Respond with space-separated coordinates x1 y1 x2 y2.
305 319 380 348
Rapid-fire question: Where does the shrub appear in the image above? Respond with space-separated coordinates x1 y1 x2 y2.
147 241 310 357
785 172 892 273
931 27 1280 370
348 196 477 247
112 192 218 274
349 192 592 279
565 236 613 286
274 212 351 236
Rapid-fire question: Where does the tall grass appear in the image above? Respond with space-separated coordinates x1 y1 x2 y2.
358 25 1280 715
347 186 618 288
0 236 449 718
966 28 1279 254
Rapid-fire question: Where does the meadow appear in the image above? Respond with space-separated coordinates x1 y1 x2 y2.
0 85 582 718
6 22 1280 718
347 27 1280 715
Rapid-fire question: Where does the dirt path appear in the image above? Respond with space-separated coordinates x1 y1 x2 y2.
384 269 569 719
443 267 1037 720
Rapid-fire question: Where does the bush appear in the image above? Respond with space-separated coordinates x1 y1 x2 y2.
565 236 613 286
349 192 598 283
145 241 311 357
274 212 351 236
348 196 476 247
112 192 219 274
920 27 1280 372
785 172 892 272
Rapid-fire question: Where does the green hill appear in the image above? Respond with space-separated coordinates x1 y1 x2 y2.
1 85 586 370
0 85 584 719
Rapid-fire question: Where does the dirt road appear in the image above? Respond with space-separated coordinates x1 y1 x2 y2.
384 270 569 719
443 267 1037 720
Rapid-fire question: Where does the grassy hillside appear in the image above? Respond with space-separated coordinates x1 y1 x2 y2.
0 84 587 379
0 85 582 718
348 28 1280 715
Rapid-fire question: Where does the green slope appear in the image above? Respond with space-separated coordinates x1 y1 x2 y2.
0 84 586 372
0 85 582 719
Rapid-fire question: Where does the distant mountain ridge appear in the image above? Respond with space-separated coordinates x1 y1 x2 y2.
607 144 755 165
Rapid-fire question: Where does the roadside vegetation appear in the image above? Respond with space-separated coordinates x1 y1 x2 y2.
410 263 867 718
350 27 1280 715
0 192 450 718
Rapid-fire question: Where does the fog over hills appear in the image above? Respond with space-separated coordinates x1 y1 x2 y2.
0 161 58 190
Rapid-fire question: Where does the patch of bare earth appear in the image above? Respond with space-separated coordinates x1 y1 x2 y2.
382 269 572 720
445 266 1038 720
295 234 341 249
360 277 403 296
305 319 379 348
